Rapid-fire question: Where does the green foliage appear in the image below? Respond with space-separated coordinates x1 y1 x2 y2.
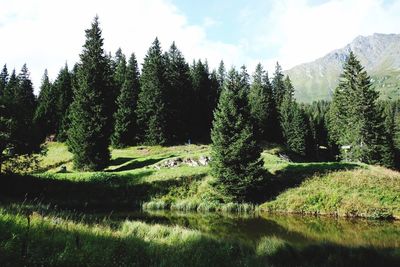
279 78 309 156
136 38 168 145
211 68 264 201
54 64 73 141
67 16 112 171
189 60 218 142
271 62 286 108
164 42 192 143
112 53 140 148
328 52 394 167
248 63 281 143
34 70 58 140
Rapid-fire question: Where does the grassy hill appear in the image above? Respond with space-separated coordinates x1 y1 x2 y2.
1 142 399 219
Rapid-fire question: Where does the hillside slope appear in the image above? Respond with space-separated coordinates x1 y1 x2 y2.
286 33 400 102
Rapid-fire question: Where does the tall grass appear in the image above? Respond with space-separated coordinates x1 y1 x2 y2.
261 166 400 219
1 207 399 267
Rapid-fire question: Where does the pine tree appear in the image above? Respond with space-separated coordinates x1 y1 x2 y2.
211 68 264 202
189 60 215 142
34 70 59 140
217 60 226 90
280 78 308 156
67 16 112 170
248 63 281 143
0 65 8 97
136 38 168 145
54 64 73 141
328 51 393 166
112 53 140 147
271 62 286 108
164 42 192 143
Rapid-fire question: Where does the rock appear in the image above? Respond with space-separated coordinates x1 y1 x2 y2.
279 153 291 162
59 166 67 173
198 156 210 166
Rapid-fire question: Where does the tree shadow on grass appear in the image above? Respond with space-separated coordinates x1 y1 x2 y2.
0 172 207 211
108 157 170 172
109 157 133 166
253 162 360 203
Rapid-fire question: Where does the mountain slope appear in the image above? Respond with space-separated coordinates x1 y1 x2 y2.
285 33 400 103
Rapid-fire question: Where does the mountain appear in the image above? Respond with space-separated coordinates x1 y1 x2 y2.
285 33 400 103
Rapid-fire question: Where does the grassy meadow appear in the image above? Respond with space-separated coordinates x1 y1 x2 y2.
1 142 400 265
1 142 399 219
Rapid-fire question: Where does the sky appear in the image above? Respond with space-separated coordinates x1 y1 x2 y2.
0 0 400 92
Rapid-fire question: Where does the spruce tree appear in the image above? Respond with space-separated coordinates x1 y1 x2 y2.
271 62 286 108
164 42 192 143
34 70 57 140
211 68 264 202
248 63 281 143
67 16 111 170
136 38 168 145
280 78 308 156
54 64 73 141
112 53 140 147
189 60 215 142
0 65 8 97
328 51 393 166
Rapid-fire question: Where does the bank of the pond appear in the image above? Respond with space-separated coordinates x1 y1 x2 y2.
260 166 400 220
2 143 399 221
1 207 399 267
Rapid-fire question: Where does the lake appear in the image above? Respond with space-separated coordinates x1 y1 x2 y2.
92 210 400 249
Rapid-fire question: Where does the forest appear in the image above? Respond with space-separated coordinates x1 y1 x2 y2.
1 16 400 267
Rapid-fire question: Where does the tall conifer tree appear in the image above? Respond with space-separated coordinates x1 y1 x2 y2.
34 70 57 139
164 42 192 143
211 68 264 201
328 52 393 166
272 62 286 109
136 38 168 145
280 77 308 156
248 63 281 143
54 64 73 141
67 16 112 170
112 53 140 147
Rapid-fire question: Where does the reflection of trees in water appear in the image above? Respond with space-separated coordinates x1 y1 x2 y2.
259 213 400 248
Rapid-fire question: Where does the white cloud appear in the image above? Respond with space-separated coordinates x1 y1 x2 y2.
1 0 400 91
258 0 400 70
0 0 245 92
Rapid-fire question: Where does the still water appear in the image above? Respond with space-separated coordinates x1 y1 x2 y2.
98 210 400 249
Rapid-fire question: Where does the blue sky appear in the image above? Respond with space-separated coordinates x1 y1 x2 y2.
0 0 399 91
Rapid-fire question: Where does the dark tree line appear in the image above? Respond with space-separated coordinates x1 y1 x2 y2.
1 17 398 173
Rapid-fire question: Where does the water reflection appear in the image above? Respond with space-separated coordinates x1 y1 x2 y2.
104 210 400 248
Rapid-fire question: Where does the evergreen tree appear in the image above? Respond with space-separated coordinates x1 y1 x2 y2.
136 38 168 145
271 62 286 108
112 53 140 147
189 60 215 142
54 64 73 141
211 68 264 202
328 51 393 166
248 63 281 143
280 78 308 156
217 60 226 90
0 64 8 97
67 16 112 170
34 70 58 140
164 42 192 143
112 48 127 99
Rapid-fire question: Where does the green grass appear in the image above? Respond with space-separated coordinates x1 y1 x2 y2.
261 166 400 219
2 142 399 220
1 206 399 267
